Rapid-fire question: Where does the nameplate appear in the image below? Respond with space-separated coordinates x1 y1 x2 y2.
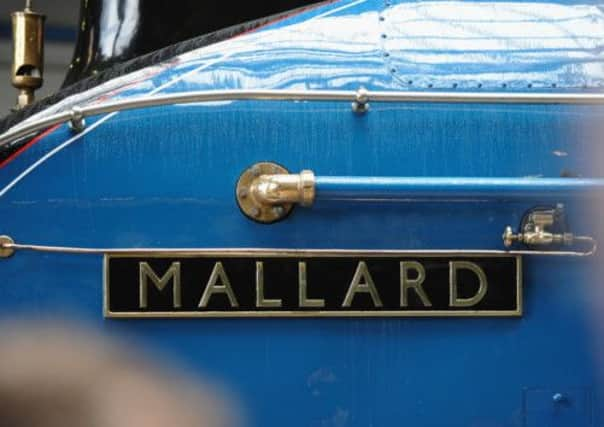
104 251 521 318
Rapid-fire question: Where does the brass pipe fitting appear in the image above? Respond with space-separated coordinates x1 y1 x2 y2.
236 162 315 223
251 170 315 207
503 205 596 254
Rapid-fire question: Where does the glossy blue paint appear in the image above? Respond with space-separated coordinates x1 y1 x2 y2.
315 176 604 201
1 1 604 426
524 388 593 427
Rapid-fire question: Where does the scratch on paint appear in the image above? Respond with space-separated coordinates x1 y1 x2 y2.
10 200 38 205
99 197 136 202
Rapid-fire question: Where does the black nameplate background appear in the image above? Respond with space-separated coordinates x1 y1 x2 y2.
104 253 521 317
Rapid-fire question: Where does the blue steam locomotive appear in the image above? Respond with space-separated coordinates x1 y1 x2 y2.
1 0 604 425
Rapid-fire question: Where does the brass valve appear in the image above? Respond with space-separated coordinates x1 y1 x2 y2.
503 205 596 254
11 0 45 109
502 226 575 247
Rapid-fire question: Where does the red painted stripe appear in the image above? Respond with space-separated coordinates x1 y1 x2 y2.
235 0 340 38
0 124 62 169
0 1 342 169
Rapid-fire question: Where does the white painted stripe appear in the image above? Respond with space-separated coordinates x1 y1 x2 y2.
311 0 368 20
0 113 117 198
0 53 233 199
0 0 367 198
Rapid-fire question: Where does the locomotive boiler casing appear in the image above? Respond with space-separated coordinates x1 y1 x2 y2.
1 1 604 426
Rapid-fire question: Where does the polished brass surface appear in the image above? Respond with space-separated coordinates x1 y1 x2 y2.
198 262 240 308
503 205 596 254
236 162 315 223
103 251 522 318
139 261 181 309
342 261 384 308
252 170 316 207
0 236 15 258
255 261 283 308
400 261 431 307
298 262 325 308
449 261 488 307
11 1 45 109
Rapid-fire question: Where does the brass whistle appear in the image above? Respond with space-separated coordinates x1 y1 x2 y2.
11 0 45 109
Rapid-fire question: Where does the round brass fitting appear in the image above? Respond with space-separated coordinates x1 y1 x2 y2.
0 235 15 258
236 162 315 224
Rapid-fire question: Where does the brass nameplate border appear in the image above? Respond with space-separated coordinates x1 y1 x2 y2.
103 250 522 318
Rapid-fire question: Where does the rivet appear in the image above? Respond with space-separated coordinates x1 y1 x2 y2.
251 166 261 177
552 393 565 403
250 207 261 218
238 188 248 199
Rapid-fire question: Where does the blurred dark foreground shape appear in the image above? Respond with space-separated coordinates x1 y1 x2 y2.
0 322 239 427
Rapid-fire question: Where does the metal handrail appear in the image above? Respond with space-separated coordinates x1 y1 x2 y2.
0 239 597 257
2 88 604 148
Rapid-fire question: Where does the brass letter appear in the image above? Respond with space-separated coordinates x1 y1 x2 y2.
400 261 431 307
139 262 181 309
298 262 325 308
342 261 383 308
449 261 488 307
256 261 282 308
199 262 239 308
